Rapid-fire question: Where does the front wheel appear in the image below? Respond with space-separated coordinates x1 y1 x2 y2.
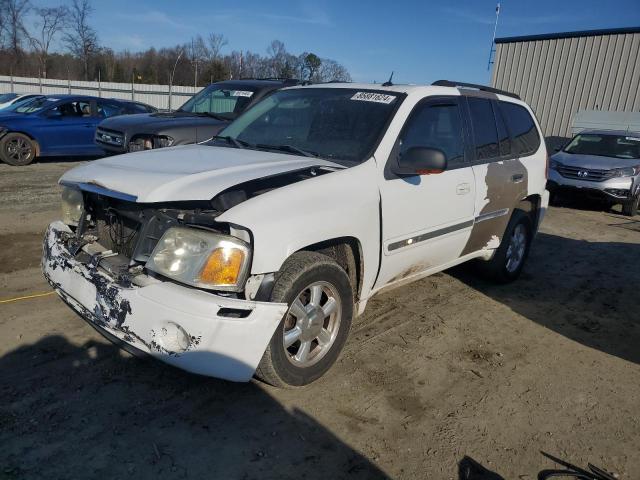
622 193 639 217
255 251 353 387
0 133 37 166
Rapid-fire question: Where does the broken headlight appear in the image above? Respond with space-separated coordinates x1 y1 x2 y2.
128 135 174 152
145 227 251 292
61 186 84 226
153 136 174 148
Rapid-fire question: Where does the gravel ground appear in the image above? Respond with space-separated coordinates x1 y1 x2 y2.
1 160 639 479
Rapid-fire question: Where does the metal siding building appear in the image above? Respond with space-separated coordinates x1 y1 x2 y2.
491 27 640 139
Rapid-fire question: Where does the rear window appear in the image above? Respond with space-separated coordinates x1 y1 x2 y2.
499 102 540 156
468 97 499 160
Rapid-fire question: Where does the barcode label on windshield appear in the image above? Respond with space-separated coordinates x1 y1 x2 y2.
351 92 396 104
232 90 253 97
625 136 640 142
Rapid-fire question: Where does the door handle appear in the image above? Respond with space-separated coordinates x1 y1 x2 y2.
511 174 524 183
456 183 471 195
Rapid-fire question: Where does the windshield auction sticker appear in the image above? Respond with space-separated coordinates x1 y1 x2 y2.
231 90 254 97
351 92 396 104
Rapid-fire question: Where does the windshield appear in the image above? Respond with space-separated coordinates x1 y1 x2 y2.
178 85 257 118
3 95 44 112
564 133 640 160
14 96 58 114
219 88 402 163
0 93 18 104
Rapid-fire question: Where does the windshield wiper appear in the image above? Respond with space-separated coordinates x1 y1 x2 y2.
257 144 320 158
212 135 253 149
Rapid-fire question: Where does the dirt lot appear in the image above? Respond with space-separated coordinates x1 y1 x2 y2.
1 160 639 480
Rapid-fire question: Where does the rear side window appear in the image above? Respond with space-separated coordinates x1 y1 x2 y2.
499 102 540 156
400 102 465 166
494 103 511 156
97 102 125 118
468 97 499 160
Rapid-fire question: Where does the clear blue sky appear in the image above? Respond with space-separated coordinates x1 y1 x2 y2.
39 0 640 84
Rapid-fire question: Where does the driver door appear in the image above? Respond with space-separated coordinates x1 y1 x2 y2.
376 96 476 288
36 99 97 155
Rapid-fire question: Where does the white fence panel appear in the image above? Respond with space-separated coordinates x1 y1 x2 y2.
0 75 200 110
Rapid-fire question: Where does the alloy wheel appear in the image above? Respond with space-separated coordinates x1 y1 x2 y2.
282 281 342 368
505 223 527 273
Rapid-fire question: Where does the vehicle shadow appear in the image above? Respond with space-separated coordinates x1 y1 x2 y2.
0 335 389 480
451 232 640 365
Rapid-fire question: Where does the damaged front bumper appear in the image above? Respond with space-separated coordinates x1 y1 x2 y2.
42 221 288 382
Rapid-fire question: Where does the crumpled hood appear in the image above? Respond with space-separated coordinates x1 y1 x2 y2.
60 144 342 203
99 112 226 132
552 151 640 170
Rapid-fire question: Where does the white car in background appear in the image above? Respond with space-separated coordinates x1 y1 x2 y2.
42 80 549 387
0 93 42 111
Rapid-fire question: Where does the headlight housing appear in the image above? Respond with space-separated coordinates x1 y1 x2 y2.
128 135 174 152
153 135 174 148
612 166 639 178
145 227 251 291
549 159 561 170
61 186 84 226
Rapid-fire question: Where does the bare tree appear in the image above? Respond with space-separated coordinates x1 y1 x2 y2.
207 33 227 60
4 0 31 64
27 6 68 78
63 0 98 80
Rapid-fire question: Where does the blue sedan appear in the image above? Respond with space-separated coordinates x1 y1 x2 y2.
0 95 156 165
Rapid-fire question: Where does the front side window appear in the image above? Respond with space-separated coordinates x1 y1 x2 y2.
179 85 257 118
499 102 540 156
564 134 640 160
399 101 465 166
53 101 92 117
468 97 499 160
220 88 401 164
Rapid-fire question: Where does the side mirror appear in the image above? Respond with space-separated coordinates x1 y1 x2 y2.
393 146 447 175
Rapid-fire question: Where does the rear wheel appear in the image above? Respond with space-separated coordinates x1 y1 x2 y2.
622 193 639 217
477 210 532 283
255 251 353 388
0 133 37 166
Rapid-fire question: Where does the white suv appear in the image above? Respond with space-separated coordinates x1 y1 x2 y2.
43 81 549 387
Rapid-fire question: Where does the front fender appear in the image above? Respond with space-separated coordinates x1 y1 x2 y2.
217 160 381 297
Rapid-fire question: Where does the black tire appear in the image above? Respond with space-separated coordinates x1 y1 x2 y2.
0 132 37 166
477 209 533 284
255 251 353 388
622 193 639 217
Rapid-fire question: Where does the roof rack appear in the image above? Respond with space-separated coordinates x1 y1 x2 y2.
431 80 520 99
238 77 301 85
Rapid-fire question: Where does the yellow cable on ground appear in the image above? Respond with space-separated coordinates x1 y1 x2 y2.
0 291 55 305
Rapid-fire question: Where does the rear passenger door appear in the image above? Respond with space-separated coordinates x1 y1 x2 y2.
460 96 529 254
377 96 476 288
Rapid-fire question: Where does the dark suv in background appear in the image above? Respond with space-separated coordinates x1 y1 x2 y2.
95 78 302 154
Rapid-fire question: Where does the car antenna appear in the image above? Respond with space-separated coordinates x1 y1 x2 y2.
382 71 394 87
